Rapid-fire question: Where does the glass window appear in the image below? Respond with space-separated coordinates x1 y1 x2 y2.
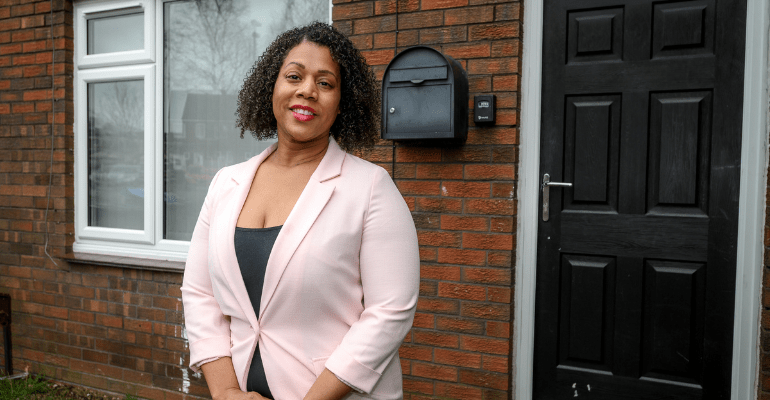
75 0 332 261
87 80 144 229
87 13 144 55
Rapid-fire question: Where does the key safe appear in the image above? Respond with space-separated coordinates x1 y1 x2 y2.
381 46 468 141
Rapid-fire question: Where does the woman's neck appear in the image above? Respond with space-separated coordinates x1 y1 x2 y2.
268 137 330 168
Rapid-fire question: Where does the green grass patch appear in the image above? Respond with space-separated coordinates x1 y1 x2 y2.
0 375 136 400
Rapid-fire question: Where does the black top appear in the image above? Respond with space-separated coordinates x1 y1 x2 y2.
234 225 282 399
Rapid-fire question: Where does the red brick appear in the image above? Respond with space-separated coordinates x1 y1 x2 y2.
462 232 512 250
415 164 463 179
398 180 441 196
419 247 437 262
491 39 520 58
412 361 458 381
442 181 490 197
495 3 520 21
487 250 512 267
418 230 461 247
349 34 373 50
444 5 494 25
11 29 33 42
459 369 508 390
332 2 373 20
465 199 515 215
413 312 435 329
398 11 443 29
0 43 22 55
442 42 490 59
417 297 460 314
421 264 461 281
415 197 462 213
422 0 468 10
420 280 438 296
413 330 460 348
434 382 484 399
463 267 510 285
403 377 435 395
467 58 518 75
353 15 396 35
493 74 517 91
461 302 510 321
491 183 515 199
362 48 394 65
440 215 488 232
437 248 486 267
469 22 520 40
487 287 510 304
419 26 467 44
465 164 515 180
435 315 485 334
438 282 486 302
396 146 442 162
482 354 508 373
399 344 433 361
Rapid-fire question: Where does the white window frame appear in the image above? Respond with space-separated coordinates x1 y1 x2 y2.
75 65 156 245
74 0 333 262
75 0 156 69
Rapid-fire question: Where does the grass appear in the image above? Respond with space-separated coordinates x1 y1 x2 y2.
0 375 137 400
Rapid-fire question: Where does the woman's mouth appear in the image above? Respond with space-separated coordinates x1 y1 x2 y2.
291 105 315 121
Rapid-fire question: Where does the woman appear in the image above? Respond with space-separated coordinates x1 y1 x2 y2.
181 22 419 400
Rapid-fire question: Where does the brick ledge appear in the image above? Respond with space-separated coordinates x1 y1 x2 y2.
62 253 185 273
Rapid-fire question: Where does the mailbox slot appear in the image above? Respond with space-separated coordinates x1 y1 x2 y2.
382 46 468 141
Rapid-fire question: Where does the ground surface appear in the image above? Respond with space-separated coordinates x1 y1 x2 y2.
0 375 134 400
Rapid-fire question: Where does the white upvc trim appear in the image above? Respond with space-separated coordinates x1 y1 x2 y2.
513 0 544 398
75 65 156 245
514 1 768 399
75 0 156 69
731 0 769 398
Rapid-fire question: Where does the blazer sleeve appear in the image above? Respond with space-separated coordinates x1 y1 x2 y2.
181 169 232 372
324 167 420 393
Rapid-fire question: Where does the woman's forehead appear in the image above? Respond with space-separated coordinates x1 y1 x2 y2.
282 41 339 73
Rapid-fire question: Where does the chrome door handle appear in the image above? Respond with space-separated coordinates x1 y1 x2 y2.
542 173 572 222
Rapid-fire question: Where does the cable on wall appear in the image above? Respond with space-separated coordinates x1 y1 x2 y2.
391 0 399 180
44 0 58 266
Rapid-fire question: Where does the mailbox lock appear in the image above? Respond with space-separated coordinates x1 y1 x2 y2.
389 108 396 114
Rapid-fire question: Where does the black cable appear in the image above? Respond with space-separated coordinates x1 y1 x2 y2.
391 0 399 179
44 0 57 266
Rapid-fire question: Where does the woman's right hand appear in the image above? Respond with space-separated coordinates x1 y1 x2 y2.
219 388 269 400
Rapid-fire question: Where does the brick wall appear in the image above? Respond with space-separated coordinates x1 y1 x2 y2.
333 1 521 398
0 0 521 399
1 0 208 398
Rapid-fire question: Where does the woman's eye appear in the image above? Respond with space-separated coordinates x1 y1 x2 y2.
287 74 300 80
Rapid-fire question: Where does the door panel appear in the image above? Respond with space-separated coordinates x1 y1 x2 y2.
534 0 746 398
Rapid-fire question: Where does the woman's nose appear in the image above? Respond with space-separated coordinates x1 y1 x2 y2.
297 80 317 99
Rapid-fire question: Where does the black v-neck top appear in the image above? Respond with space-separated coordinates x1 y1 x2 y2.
234 225 282 399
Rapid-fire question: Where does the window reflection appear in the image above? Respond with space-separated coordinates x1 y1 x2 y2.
162 0 329 241
88 80 144 229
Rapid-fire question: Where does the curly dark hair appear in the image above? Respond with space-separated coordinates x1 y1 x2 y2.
236 22 380 152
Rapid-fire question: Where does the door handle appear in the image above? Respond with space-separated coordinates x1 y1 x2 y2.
542 173 572 222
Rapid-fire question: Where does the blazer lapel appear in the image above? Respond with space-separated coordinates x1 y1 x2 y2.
215 143 277 330
259 138 346 318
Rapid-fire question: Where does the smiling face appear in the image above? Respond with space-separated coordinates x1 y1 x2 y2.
272 40 341 147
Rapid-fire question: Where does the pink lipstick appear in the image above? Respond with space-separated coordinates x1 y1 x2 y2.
291 104 316 122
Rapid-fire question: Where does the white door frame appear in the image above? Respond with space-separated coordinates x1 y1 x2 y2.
513 1 770 398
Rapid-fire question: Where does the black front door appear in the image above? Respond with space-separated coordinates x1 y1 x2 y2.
534 0 747 398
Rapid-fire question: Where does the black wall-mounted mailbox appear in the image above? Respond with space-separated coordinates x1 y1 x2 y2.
381 46 468 141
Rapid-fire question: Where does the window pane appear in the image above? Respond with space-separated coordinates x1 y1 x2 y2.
163 0 329 241
88 80 144 229
87 13 144 55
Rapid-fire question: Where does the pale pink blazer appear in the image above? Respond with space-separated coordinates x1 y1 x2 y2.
181 138 419 400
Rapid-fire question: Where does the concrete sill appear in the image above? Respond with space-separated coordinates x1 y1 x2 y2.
62 253 185 273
